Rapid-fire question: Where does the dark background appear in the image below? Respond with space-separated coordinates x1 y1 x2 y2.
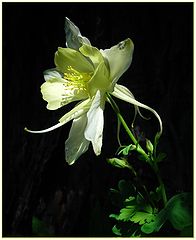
3 2 193 237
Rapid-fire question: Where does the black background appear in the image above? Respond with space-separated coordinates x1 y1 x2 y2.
3 2 193 237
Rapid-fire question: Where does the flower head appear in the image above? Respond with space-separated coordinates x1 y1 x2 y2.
25 17 162 165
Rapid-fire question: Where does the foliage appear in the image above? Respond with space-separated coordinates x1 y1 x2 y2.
110 180 192 237
141 192 193 235
117 144 136 156
107 157 132 169
109 180 158 237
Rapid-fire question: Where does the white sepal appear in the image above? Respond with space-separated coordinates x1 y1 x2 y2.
65 114 90 165
43 68 63 81
65 17 91 50
112 84 163 134
59 99 91 123
84 90 105 155
101 38 134 84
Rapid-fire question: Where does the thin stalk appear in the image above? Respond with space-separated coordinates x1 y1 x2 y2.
107 93 148 160
107 93 167 207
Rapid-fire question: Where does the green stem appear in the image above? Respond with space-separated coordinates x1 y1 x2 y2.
107 93 167 207
107 93 148 160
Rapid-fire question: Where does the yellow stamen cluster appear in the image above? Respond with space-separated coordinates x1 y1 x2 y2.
60 66 92 106
64 66 92 84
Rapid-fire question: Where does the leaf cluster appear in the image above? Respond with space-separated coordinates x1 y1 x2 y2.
110 180 192 237
109 180 158 237
141 192 193 236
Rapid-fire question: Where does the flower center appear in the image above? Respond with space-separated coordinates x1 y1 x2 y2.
64 66 92 88
60 66 93 106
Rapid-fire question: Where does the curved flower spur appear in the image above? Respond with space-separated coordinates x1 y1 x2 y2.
25 17 162 165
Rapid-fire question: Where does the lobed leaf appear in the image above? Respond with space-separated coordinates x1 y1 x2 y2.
131 211 156 225
118 206 137 221
141 192 192 234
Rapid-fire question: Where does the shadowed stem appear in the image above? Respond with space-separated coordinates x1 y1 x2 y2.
151 162 167 207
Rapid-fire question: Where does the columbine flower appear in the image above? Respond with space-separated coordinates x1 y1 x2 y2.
25 17 162 165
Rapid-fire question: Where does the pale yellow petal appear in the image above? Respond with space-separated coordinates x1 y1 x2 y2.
79 44 104 68
41 78 88 110
55 47 94 73
87 62 110 96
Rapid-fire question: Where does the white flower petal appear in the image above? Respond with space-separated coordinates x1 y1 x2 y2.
84 90 105 155
65 114 90 165
112 84 163 134
65 17 91 50
41 78 88 110
100 38 134 84
41 79 67 110
43 68 63 81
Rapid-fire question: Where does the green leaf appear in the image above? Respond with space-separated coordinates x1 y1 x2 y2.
141 204 169 233
109 213 120 220
154 132 161 147
111 222 141 237
110 179 162 237
113 198 156 224
124 196 136 206
110 180 167 236
141 192 192 234
146 139 153 154
112 225 122 236
143 204 153 214
168 193 192 231
141 221 157 234
131 211 156 225
107 157 131 169
118 206 137 221
118 144 136 156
